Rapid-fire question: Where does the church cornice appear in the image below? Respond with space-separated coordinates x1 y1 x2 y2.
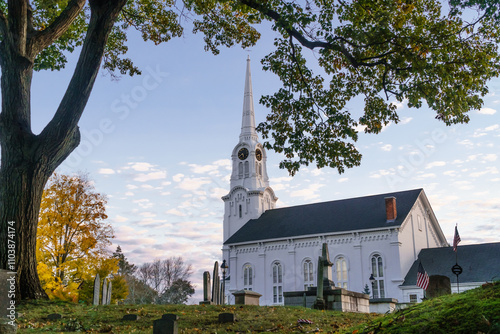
226 227 399 248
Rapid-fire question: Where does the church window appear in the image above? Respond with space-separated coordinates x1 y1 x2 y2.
258 163 262 176
244 161 249 177
272 262 283 304
303 259 314 290
243 264 253 290
371 254 385 298
417 215 422 231
239 205 242 218
335 257 348 289
238 162 243 178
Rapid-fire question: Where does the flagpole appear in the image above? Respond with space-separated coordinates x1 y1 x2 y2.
452 224 462 294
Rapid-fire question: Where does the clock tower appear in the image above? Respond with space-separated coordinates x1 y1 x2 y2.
222 57 278 242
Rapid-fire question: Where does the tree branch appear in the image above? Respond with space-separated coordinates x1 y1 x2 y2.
8 0 28 55
39 0 127 163
28 0 86 57
0 9 8 38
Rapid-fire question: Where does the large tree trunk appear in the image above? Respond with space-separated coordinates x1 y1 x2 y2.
0 0 127 300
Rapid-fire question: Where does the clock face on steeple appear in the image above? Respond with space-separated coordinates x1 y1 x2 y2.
238 148 249 160
255 149 262 161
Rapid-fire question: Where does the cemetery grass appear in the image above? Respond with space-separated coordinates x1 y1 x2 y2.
16 282 500 333
347 281 500 334
16 302 378 333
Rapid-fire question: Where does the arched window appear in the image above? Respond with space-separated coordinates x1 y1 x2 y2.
243 264 253 290
239 205 242 218
244 161 249 177
371 254 385 298
272 262 283 304
303 259 314 290
335 257 348 289
238 162 243 178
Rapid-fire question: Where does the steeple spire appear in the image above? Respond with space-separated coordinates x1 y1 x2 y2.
240 56 258 142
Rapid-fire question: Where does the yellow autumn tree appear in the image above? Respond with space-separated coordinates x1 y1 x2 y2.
37 173 118 301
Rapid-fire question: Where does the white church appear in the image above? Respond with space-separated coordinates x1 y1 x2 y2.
221 58 451 305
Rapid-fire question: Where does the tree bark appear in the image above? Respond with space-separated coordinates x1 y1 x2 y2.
0 0 127 300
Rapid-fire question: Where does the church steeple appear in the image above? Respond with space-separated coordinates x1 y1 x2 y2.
240 56 258 143
222 58 278 242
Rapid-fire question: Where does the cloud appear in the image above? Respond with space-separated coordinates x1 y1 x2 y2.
133 198 154 209
381 144 393 152
166 208 186 216
176 177 212 191
98 168 115 175
290 183 325 200
400 117 413 125
338 178 349 183
485 124 499 132
369 169 394 179
126 162 156 172
469 166 499 178
483 154 498 162
425 161 446 169
113 215 128 223
133 170 167 182
478 107 497 115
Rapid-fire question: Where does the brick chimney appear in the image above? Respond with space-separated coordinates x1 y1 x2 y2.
385 197 397 222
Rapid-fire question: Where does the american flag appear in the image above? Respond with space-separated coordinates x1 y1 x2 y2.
453 225 461 252
416 262 429 290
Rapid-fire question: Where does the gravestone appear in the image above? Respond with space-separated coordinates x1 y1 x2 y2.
106 280 112 305
161 314 179 321
313 243 335 310
0 270 17 334
320 243 335 289
92 274 100 305
153 318 178 334
101 278 108 305
313 256 325 309
199 271 212 305
122 314 140 321
218 313 237 323
47 314 62 320
427 275 451 298
211 261 219 304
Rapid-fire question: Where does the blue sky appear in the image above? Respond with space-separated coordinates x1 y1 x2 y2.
27 26 500 301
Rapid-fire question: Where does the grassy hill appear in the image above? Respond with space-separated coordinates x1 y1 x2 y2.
15 281 499 333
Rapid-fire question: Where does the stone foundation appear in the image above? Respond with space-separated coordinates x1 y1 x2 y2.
284 288 370 313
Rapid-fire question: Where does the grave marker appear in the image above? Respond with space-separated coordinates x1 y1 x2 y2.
92 274 100 305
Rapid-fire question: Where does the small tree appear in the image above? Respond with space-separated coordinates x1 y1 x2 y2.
137 257 194 304
36 172 117 300
160 279 195 305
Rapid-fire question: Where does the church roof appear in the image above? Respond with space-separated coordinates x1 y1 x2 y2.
401 242 500 286
225 188 424 245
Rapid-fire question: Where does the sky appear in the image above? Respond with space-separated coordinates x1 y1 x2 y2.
25 22 500 302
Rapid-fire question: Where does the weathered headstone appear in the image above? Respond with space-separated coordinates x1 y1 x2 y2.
153 318 178 334
313 256 325 309
215 275 221 305
199 271 212 305
427 275 451 298
106 280 112 305
47 314 62 320
161 314 179 321
211 261 219 304
0 270 17 334
101 278 108 305
122 314 140 321
218 313 237 323
321 243 335 288
92 274 100 305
